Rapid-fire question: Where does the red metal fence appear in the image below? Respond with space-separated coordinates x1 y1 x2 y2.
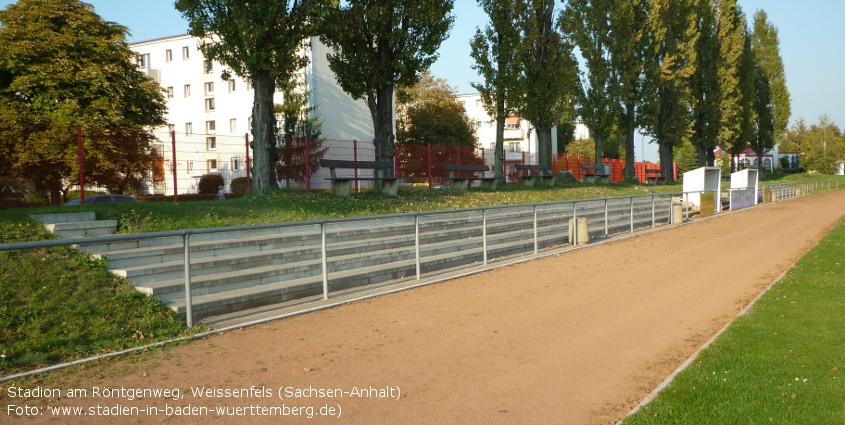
0 123 677 208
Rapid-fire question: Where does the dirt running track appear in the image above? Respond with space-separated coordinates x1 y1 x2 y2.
8 191 845 424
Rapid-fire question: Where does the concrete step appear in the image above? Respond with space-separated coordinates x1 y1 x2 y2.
31 212 96 224
44 220 118 238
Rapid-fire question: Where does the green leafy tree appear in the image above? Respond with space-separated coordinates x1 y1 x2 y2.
691 0 720 166
470 0 523 181
562 0 618 170
640 0 698 182
273 81 327 187
780 118 807 153
750 54 774 174
175 0 331 194
715 0 745 166
610 0 649 180
396 73 476 147
322 0 455 177
0 0 166 204
733 21 756 172
674 140 700 175
517 0 579 172
798 115 843 174
752 10 790 144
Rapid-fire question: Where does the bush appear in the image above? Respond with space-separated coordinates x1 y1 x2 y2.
230 177 248 196
198 174 224 194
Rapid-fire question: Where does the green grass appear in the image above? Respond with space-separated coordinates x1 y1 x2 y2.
623 217 845 424
761 172 845 184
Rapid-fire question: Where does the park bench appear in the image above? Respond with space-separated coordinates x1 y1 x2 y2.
514 164 555 187
442 164 498 191
646 168 665 184
580 164 610 184
320 159 401 197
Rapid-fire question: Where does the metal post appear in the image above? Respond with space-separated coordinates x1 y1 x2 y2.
77 126 85 204
630 197 634 233
171 131 178 203
651 194 655 228
415 214 421 280
604 198 609 236
684 192 689 220
572 202 578 245
533 205 538 254
321 222 329 300
244 133 251 190
482 208 488 265
183 231 193 328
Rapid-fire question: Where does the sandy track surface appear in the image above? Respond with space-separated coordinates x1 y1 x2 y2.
7 191 845 424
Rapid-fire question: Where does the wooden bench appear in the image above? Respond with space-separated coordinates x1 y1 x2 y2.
442 164 497 191
580 164 610 184
646 168 665 184
320 159 401 197
514 164 555 187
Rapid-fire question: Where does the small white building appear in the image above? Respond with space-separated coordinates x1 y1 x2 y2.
455 93 589 163
130 35 372 195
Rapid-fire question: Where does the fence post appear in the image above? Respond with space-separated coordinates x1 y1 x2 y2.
604 199 609 236
482 208 488 265
572 202 578 245
244 133 251 191
183 231 193 328
533 204 538 254
427 144 433 189
321 222 329 300
522 151 526 165
353 140 359 193
651 194 656 228
171 131 178 203
305 138 311 193
630 197 634 233
77 126 85 204
415 214 421 280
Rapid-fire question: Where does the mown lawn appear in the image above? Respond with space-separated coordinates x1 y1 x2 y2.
623 216 845 424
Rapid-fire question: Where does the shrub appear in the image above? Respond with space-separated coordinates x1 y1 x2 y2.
198 174 224 194
230 177 248 196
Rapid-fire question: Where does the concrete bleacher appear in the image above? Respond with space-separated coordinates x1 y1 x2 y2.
64 197 671 323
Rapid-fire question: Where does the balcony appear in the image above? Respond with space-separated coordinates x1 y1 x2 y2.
503 128 524 140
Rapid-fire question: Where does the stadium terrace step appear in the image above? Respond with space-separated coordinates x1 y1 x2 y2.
80 196 675 323
31 212 117 239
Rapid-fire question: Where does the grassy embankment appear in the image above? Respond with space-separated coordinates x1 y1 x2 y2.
623 215 845 424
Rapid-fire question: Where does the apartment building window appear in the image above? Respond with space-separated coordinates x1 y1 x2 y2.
206 120 216 133
166 87 174 99
187 161 194 174
231 157 239 171
476 99 482 108
137 53 150 69
182 46 190 60
206 137 217 150
184 84 191 98
165 49 173 62
204 82 214 95
205 98 215 112
207 159 217 173
229 118 237 132
228 79 236 92
185 122 193 134
204 59 212 74
476 121 482 129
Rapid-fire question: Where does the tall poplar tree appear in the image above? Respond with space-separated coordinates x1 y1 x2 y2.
175 0 331 194
322 0 454 174
734 23 756 171
517 0 579 171
691 0 720 166
470 0 523 181
751 10 790 144
640 0 698 182
562 0 618 169
750 60 774 173
715 0 745 167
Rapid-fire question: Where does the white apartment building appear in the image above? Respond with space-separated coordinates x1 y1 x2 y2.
130 34 372 195
455 93 589 163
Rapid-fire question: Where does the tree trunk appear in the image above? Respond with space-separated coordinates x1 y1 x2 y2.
696 144 708 167
250 70 279 193
623 102 636 180
536 126 553 173
706 147 715 167
368 84 396 178
754 148 767 177
494 94 505 182
593 133 604 168
659 142 676 183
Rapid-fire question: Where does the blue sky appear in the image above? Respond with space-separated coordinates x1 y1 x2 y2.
2 0 842 160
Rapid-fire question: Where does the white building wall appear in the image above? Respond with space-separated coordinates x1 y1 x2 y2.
455 93 589 162
131 35 373 194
